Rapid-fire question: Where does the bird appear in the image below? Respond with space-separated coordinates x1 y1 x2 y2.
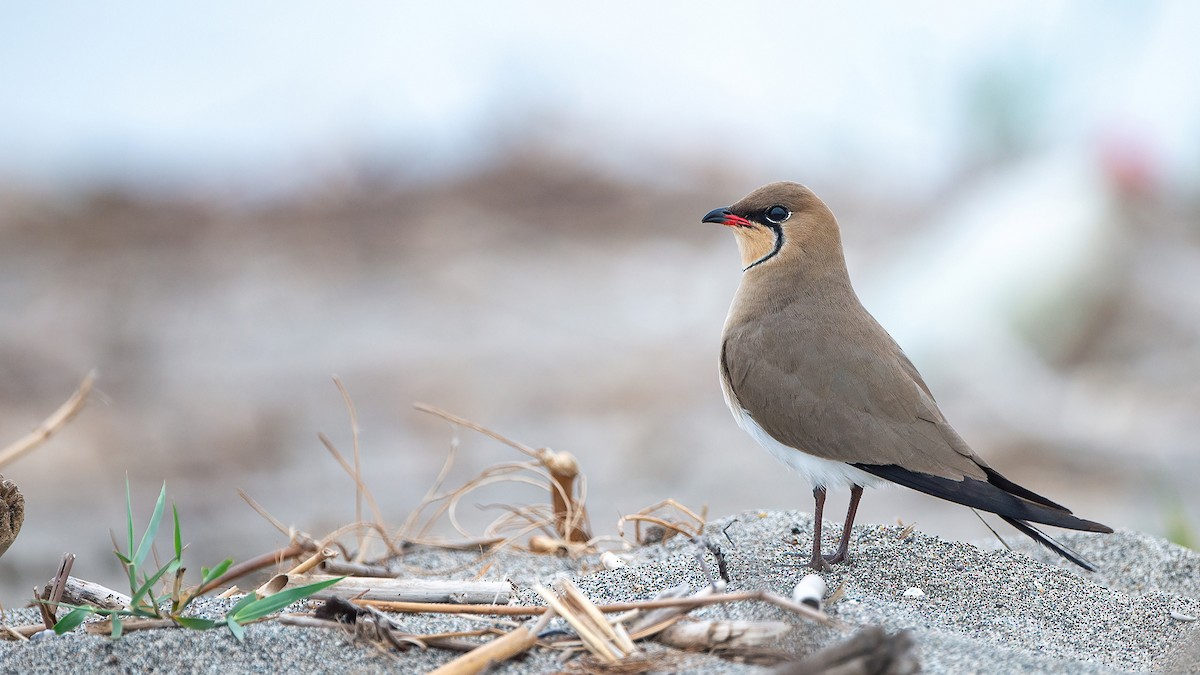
703 181 1113 572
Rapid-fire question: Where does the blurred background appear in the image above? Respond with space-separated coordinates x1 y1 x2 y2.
2 2 1199 603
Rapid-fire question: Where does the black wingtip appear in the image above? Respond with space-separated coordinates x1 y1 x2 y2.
1001 517 1100 572
852 463 1113 533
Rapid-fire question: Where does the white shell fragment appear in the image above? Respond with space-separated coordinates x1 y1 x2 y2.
792 574 827 610
902 586 925 599
600 551 628 569
1169 610 1198 622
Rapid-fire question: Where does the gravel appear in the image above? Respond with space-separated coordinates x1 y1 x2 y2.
2 510 1197 673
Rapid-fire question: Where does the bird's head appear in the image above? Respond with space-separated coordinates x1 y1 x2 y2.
702 181 844 273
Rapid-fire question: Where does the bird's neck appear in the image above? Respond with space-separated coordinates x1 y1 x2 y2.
729 248 860 325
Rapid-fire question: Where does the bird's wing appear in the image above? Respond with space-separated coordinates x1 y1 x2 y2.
721 303 986 481
721 303 1116 538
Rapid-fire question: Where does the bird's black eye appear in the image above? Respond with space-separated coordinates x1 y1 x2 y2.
765 205 790 224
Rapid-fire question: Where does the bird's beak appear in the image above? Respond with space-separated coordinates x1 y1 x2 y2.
702 207 752 228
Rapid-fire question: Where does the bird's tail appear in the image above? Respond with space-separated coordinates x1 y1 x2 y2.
1000 517 1099 572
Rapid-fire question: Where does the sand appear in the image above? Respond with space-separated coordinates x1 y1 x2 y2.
1 511 1197 673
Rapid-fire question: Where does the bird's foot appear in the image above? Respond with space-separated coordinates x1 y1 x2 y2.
808 549 849 569
822 550 849 565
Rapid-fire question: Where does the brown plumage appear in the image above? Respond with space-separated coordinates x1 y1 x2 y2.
704 182 1112 571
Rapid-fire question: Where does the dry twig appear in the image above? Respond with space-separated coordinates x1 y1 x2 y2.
0 371 95 469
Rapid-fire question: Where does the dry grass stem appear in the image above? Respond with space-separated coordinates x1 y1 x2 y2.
970 509 1012 552
84 618 177 635
0 623 38 640
553 577 637 655
824 579 848 607
0 370 95 469
237 489 292 538
195 540 313 595
413 403 592 546
357 589 839 628
287 547 339 576
427 608 557 675
331 376 372 562
625 583 719 640
619 499 707 546
254 574 289 599
535 581 626 663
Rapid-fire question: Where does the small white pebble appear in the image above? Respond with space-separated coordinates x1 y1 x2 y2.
30 629 58 641
1170 610 1198 622
902 586 925 599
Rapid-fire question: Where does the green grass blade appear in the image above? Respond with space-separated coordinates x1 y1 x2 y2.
125 477 135 588
53 607 93 635
111 615 123 639
226 617 245 641
175 616 218 630
228 577 343 624
129 559 182 611
227 591 258 616
132 483 169 570
172 504 183 558
199 559 234 588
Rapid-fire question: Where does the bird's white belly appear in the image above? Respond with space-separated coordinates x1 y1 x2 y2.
730 405 884 490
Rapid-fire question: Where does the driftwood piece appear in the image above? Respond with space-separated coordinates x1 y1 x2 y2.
298 575 512 604
657 619 790 651
59 576 131 611
780 627 918 675
319 560 396 577
427 609 556 675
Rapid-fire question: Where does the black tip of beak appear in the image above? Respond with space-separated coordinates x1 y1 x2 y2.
702 207 734 224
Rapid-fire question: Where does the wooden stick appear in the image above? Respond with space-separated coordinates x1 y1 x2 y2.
300 576 511 604
0 371 94 468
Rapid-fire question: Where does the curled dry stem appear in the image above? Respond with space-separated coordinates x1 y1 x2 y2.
414 403 592 546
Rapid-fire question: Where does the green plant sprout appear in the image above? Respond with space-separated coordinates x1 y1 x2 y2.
50 480 341 639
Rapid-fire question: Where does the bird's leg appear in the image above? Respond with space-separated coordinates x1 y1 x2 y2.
808 486 830 571
824 484 863 565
